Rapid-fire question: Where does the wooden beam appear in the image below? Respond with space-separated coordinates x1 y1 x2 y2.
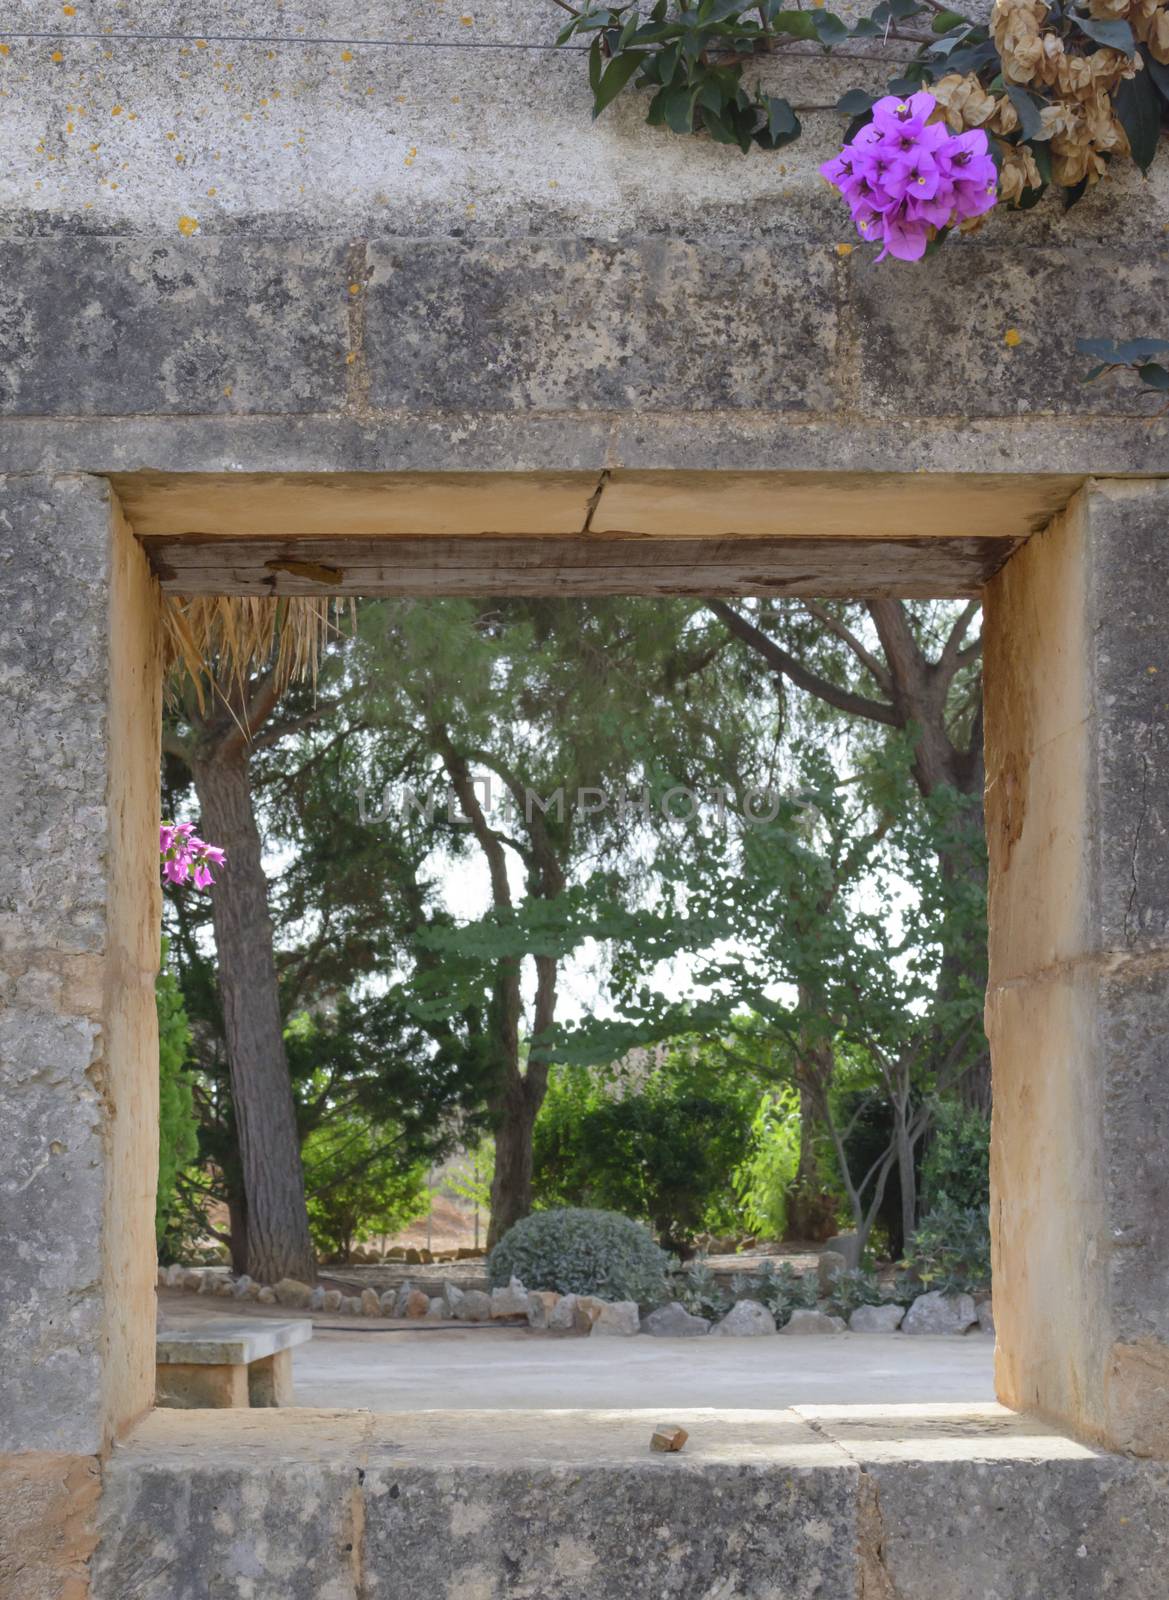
144 535 1023 599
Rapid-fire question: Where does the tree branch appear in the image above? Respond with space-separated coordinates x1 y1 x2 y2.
708 600 898 726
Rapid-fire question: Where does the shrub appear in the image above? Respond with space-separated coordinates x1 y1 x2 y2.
822 1266 888 1319
670 1258 730 1320
900 1200 991 1297
730 1260 818 1327
488 1207 671 1305
921 1102 990 1214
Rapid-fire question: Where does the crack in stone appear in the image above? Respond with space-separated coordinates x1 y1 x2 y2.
1124 749 1151 946
856 1467 899 1600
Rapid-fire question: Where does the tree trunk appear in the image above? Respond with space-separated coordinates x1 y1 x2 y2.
894 1101 917 1250
488 1074 542 1249
226 1186 249 1276
191 746 316 1285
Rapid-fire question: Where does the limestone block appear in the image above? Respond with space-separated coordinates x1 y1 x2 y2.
640 1303 712 1338
155 1362 249 1409
783 1309 847 1336
902 1292 977 1336
248 1349 294 1408
548 1294 579 1331
490 1277 530 1318
527 1291 561 1329
710 1301 777 1337
590 1301 641 1337
365 240 841 417
361 1289 382 1317
455 1290 493 1323
849 1303 906 1334
273 1278 313 1309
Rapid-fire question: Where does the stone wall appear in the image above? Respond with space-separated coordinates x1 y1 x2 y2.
90 1406 1169 1600
0 2 1165 483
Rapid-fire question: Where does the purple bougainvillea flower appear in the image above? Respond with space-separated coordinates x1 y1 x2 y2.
820 91 999 263
160 820 226 891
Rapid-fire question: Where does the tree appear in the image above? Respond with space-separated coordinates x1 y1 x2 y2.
301 1114 428 1262
164 668 319 1284
155 941 199 1252
705 598 990 1110
532 1044 754 1253
352 597 725 1246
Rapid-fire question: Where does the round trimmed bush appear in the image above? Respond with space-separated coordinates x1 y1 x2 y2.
488 1207 670 1305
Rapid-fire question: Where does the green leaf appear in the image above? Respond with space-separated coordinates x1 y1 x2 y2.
1073 12 1135 53
932 9 967 30
1114 63 1161 174
812 10 850 45
1138 362 1169 391
1081 362 1112 382
1004 83 1046 140
664 83 700 132
836 88 876 116
589 35 603 96
593 49 649 116
769 10 819 39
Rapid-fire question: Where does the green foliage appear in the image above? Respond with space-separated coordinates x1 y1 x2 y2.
921 1101 989 1214
729 1259 818 1326
822 1266 889 1319
554 0 1169 213
732 1089 800 1240
488 1206 671 1304
901 1199 991 1296
531 1047 754 1250
669 1258 730 1319
155 943 199 1254
301 1114 428 1261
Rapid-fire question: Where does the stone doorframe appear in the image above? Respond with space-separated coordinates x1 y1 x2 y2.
2 466 1167 1589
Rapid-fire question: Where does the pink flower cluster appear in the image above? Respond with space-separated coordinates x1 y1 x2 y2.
820 91 998 262
160 823 226 889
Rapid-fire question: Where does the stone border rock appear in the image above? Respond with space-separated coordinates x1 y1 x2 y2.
160 1264 992 1339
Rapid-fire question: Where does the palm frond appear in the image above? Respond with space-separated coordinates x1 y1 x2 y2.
161 595 353 712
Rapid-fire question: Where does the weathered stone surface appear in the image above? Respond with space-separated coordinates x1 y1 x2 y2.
710 1301 777 1338
803 1404 1169 1600
442 1282 465 1317
0 474 158 1458
322 1290 343 1313
548 1293 579 1332
590 1301 641 1338
361 1288 382 1317
403 1289 430 1320
824 1233 861 1270
490 1277 529 1319
640 1302 712 1338
257 1286 277 1305
527 1290 561 1330
454 1290 493 1323
365 240 841 417
0 1452 102 1600
0 240 350 418
93 1410 366 1600
425 1297 444 1321
156 1320 312 1367
309 1285 326 1311
362 1409 856 1600
391 1282 416 1317
849 1303 906 1334
818 1251 848 1296
573 1295 606 1333
902 1291 977 1337
782 1309 847 1337
231 1274 255 1299
273 1278 313 1310
976 1299 995 1337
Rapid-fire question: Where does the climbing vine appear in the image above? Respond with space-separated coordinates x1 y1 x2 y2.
554 0 1169 253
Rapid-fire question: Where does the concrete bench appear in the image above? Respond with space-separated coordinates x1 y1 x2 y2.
156 1319 312 1410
